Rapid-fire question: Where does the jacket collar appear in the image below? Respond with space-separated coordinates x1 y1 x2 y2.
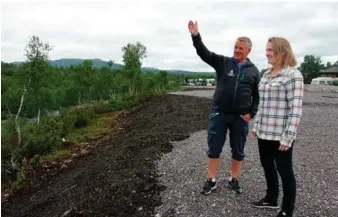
231 57 253 67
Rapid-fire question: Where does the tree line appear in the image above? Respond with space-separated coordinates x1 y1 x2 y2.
298 55 338 82
0 35 207 186
2 37 184 120
260 55 338 82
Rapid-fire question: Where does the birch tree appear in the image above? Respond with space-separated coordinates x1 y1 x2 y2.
15 36 52 145
121 42 147 95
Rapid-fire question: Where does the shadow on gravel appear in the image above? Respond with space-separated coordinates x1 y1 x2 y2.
1 94 212 217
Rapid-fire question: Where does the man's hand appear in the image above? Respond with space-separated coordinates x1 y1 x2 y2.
242 113 251 122
279 144 290 151
188 20 198 35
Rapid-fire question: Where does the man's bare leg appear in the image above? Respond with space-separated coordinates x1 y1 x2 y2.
228 159 243 194
201 158 219 195
231 159 242 178
208 158 220 179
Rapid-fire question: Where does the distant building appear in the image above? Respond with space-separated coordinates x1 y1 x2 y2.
319 67 338 78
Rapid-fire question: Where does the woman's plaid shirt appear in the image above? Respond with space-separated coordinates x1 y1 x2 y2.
252 66 304 147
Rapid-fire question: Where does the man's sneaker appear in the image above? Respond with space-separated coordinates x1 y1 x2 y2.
228 178 243 194
201 179 216 195
251 197 279 209
276 211 293 217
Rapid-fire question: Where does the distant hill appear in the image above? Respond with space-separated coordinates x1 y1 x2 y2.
50 58 123 69
10 58 214 76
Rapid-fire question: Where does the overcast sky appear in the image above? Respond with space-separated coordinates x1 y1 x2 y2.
1 0 338 72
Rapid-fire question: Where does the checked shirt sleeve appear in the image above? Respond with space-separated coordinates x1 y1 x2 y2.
280 70 304 147
252 74 264 133
252 104 262 133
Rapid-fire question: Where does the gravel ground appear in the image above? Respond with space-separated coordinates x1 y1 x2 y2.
305 84 338 93
155 87 338 217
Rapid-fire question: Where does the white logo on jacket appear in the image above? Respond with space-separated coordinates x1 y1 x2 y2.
227 70 235 77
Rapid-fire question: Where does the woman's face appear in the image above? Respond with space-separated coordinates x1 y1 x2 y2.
266 42 276 65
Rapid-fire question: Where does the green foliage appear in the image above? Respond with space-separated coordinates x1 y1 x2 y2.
0 117 64 184
25 35 52 62
93 101 112 114
73 107 95 128
329 80 338 86
1 118 17 137
1 136 14 162
121 41 147 95
326 60 338 68
122 41 147 73
21 117 63 158
299 56 338 83
0 35 186 186
300 55 324 80
60 107 96 136
108 93 146 111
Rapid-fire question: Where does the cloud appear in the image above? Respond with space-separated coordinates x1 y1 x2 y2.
1 0 338 71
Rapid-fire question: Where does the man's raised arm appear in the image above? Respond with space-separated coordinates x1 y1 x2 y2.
188 20 223 70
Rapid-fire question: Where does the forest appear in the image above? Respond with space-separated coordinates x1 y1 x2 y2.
0 35 214 187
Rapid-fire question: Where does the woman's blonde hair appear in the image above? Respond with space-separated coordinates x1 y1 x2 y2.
268 37 297 68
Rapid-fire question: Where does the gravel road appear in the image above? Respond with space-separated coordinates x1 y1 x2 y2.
155 86 338 217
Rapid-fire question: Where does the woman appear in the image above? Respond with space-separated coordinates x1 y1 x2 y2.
251 37 304 217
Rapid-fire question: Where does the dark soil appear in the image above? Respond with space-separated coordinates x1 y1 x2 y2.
1 94 212 217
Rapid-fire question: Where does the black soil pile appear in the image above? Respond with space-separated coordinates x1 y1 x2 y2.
2 94 212 217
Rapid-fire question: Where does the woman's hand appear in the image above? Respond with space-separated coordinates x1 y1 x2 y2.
250 130 256 139
279 144 290 151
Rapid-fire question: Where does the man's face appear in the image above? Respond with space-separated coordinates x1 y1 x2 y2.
266 42 276 65
234 40 251 62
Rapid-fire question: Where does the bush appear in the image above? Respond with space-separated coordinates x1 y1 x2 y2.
1 117 65 184
93 101 112 114
329 80 338 86
61 109 77 136
21 117 63 158
1 136 13 162
74 110 88 128
1 118 17 137
61 106 95 134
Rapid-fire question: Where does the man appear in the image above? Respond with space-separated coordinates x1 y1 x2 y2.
188 20 260 195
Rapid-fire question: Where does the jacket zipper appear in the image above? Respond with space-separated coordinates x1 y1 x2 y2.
233 67 241 108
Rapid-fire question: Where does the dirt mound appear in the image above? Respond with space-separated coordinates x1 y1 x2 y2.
1 94 212 217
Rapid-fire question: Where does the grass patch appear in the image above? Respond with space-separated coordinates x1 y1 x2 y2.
40 149 72 162
64 111 120 143
1 121 10 136
1 94 150 187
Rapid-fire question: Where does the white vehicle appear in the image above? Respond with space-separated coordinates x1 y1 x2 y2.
311 77 335 85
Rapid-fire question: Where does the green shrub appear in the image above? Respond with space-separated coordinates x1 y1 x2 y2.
74 107 95 128
60 110 77 136
74 110 88 128
1 136 13 162
1 117 65 184
93 101 112 114
1 118 17 137
61 106 96 134
330 80 338 86
21 117 63 158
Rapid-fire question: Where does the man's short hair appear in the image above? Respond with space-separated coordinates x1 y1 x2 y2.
237 36 252 49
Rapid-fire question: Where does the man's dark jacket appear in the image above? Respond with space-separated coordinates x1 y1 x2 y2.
192 33 260 118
